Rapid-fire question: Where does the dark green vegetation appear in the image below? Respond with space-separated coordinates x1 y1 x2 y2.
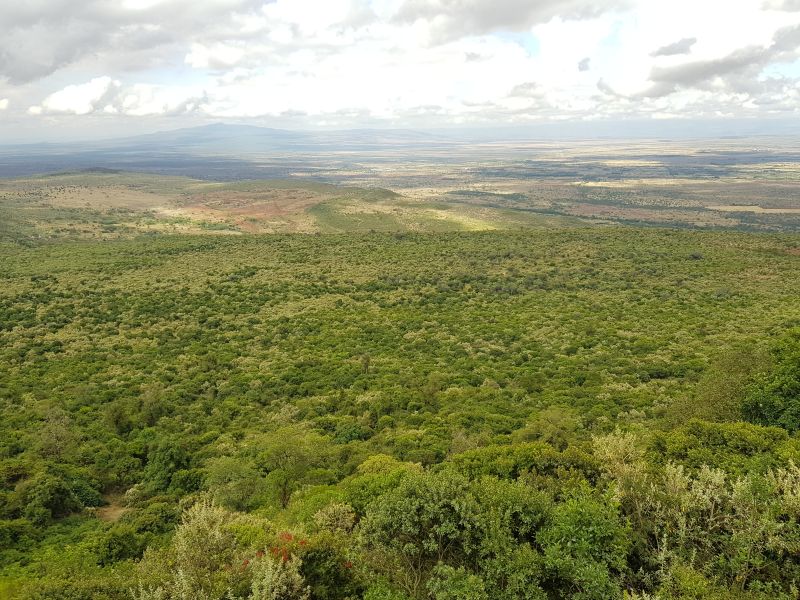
1 227 799 599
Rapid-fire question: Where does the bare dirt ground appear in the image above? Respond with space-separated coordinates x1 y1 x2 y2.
95 494 129 522
183 188 327 218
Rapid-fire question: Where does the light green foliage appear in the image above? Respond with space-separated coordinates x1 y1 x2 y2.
359 469 550 599
313 503 356 533
363 581 412 600
426 565 488 600
468 478 549 600
651 420 790 474
343 454 422 514
132 500 346 600
253 427 336 509
14 472 83 525
92 523 148 566
511 406 582 450
248 555 310 600
1 228 800 597
667 346 769 425
359 469 479 597
206 456 267 511
596 430 800 594
134 500 249 599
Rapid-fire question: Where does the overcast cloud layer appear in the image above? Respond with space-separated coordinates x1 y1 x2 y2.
1 0 799 139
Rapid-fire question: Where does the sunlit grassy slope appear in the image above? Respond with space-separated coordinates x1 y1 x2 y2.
0 171 581 241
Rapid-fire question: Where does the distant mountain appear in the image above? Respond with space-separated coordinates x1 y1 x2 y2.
0 124 441 178
0 124 464 178
110 123 310 151
98 123 456 155
0 120 797 180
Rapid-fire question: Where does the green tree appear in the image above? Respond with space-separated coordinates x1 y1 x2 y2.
254 427 333 508
359 469 479 598
742 329 800 431
206 456 266 511
427 565 488 600
538 488 630 600
15 472 82 524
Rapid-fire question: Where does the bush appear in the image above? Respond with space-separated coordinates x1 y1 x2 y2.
93 523 148 565
121 501 180 534
427 565 488 600
15 473 82 524
538 489 630 600
0 518 35 550
249 555 310 600
742 329 800 432
313 503 356 533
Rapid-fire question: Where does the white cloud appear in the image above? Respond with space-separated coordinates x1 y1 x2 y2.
122 0 167 9
392 0 629 41
8 0 800 130
0 98 9 110
28 76 207 116
31 77 120 115
185 42 246 69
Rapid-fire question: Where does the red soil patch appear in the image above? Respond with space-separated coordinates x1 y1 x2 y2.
185 190 327 219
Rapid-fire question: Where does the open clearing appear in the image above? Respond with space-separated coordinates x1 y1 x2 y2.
709 205 800 214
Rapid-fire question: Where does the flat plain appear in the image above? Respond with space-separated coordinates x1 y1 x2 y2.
2 136 799 241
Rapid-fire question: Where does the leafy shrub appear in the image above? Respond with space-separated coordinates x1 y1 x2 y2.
249 555 310 600
537 488 630 600
742 329 800 432
93 523 148 565
15 473 82 524
313 502 356 533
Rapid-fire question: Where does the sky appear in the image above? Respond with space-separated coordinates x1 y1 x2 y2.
1 0 799 141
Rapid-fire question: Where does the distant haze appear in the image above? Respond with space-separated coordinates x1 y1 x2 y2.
2 122 800 181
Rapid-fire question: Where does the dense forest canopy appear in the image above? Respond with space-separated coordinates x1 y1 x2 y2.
1 228 799 599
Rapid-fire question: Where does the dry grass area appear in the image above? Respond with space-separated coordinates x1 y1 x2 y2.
709 205 800 214
0 174 359 236
182 188 328 217
2 141 800 237
176 187 329 232
41 185 174 210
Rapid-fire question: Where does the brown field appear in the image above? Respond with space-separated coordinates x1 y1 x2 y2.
2 138 799 237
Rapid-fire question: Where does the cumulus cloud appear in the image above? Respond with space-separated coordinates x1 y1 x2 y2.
764 0 800 10
4 0 800 132
642 24 800 97
185 43 247 69
29 76 208 116
0 0 266 83
392 0 629 42
596 78 619 96
509 82 545 97
29 77 121 115
651 37 697 57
